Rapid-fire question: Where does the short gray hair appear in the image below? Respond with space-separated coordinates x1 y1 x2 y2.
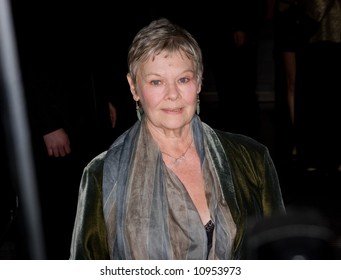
127 18 203 87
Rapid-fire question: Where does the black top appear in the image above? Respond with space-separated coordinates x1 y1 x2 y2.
205 220 215 259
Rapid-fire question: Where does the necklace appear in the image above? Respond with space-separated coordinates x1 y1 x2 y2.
161 138 193 166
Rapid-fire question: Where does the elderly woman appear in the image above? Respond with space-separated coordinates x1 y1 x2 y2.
70 18 285 260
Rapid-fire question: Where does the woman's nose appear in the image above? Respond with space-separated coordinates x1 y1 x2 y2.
165 82 180 100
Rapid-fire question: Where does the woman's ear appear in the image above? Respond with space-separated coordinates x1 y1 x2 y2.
197 84 202 94
127 73 138 101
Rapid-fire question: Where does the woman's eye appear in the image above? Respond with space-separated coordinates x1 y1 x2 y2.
151 80 162 86
179 77 189 84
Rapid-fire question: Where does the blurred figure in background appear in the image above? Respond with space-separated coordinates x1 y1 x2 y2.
11 2 125 259
293 0 341 175
274 0 341 178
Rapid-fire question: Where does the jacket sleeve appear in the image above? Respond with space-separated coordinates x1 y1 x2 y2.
69 152 110 260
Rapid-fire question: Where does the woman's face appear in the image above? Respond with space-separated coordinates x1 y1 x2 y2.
127 50 201 134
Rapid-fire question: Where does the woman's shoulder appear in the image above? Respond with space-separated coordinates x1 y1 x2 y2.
83 151 108 176
220 130 263 144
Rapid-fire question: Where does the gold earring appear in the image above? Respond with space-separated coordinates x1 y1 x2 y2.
196 95 200 115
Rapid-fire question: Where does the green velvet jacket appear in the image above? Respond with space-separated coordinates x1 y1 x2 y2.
70 120 285 260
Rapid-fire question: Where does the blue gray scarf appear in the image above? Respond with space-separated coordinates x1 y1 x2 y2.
102 115 236 259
